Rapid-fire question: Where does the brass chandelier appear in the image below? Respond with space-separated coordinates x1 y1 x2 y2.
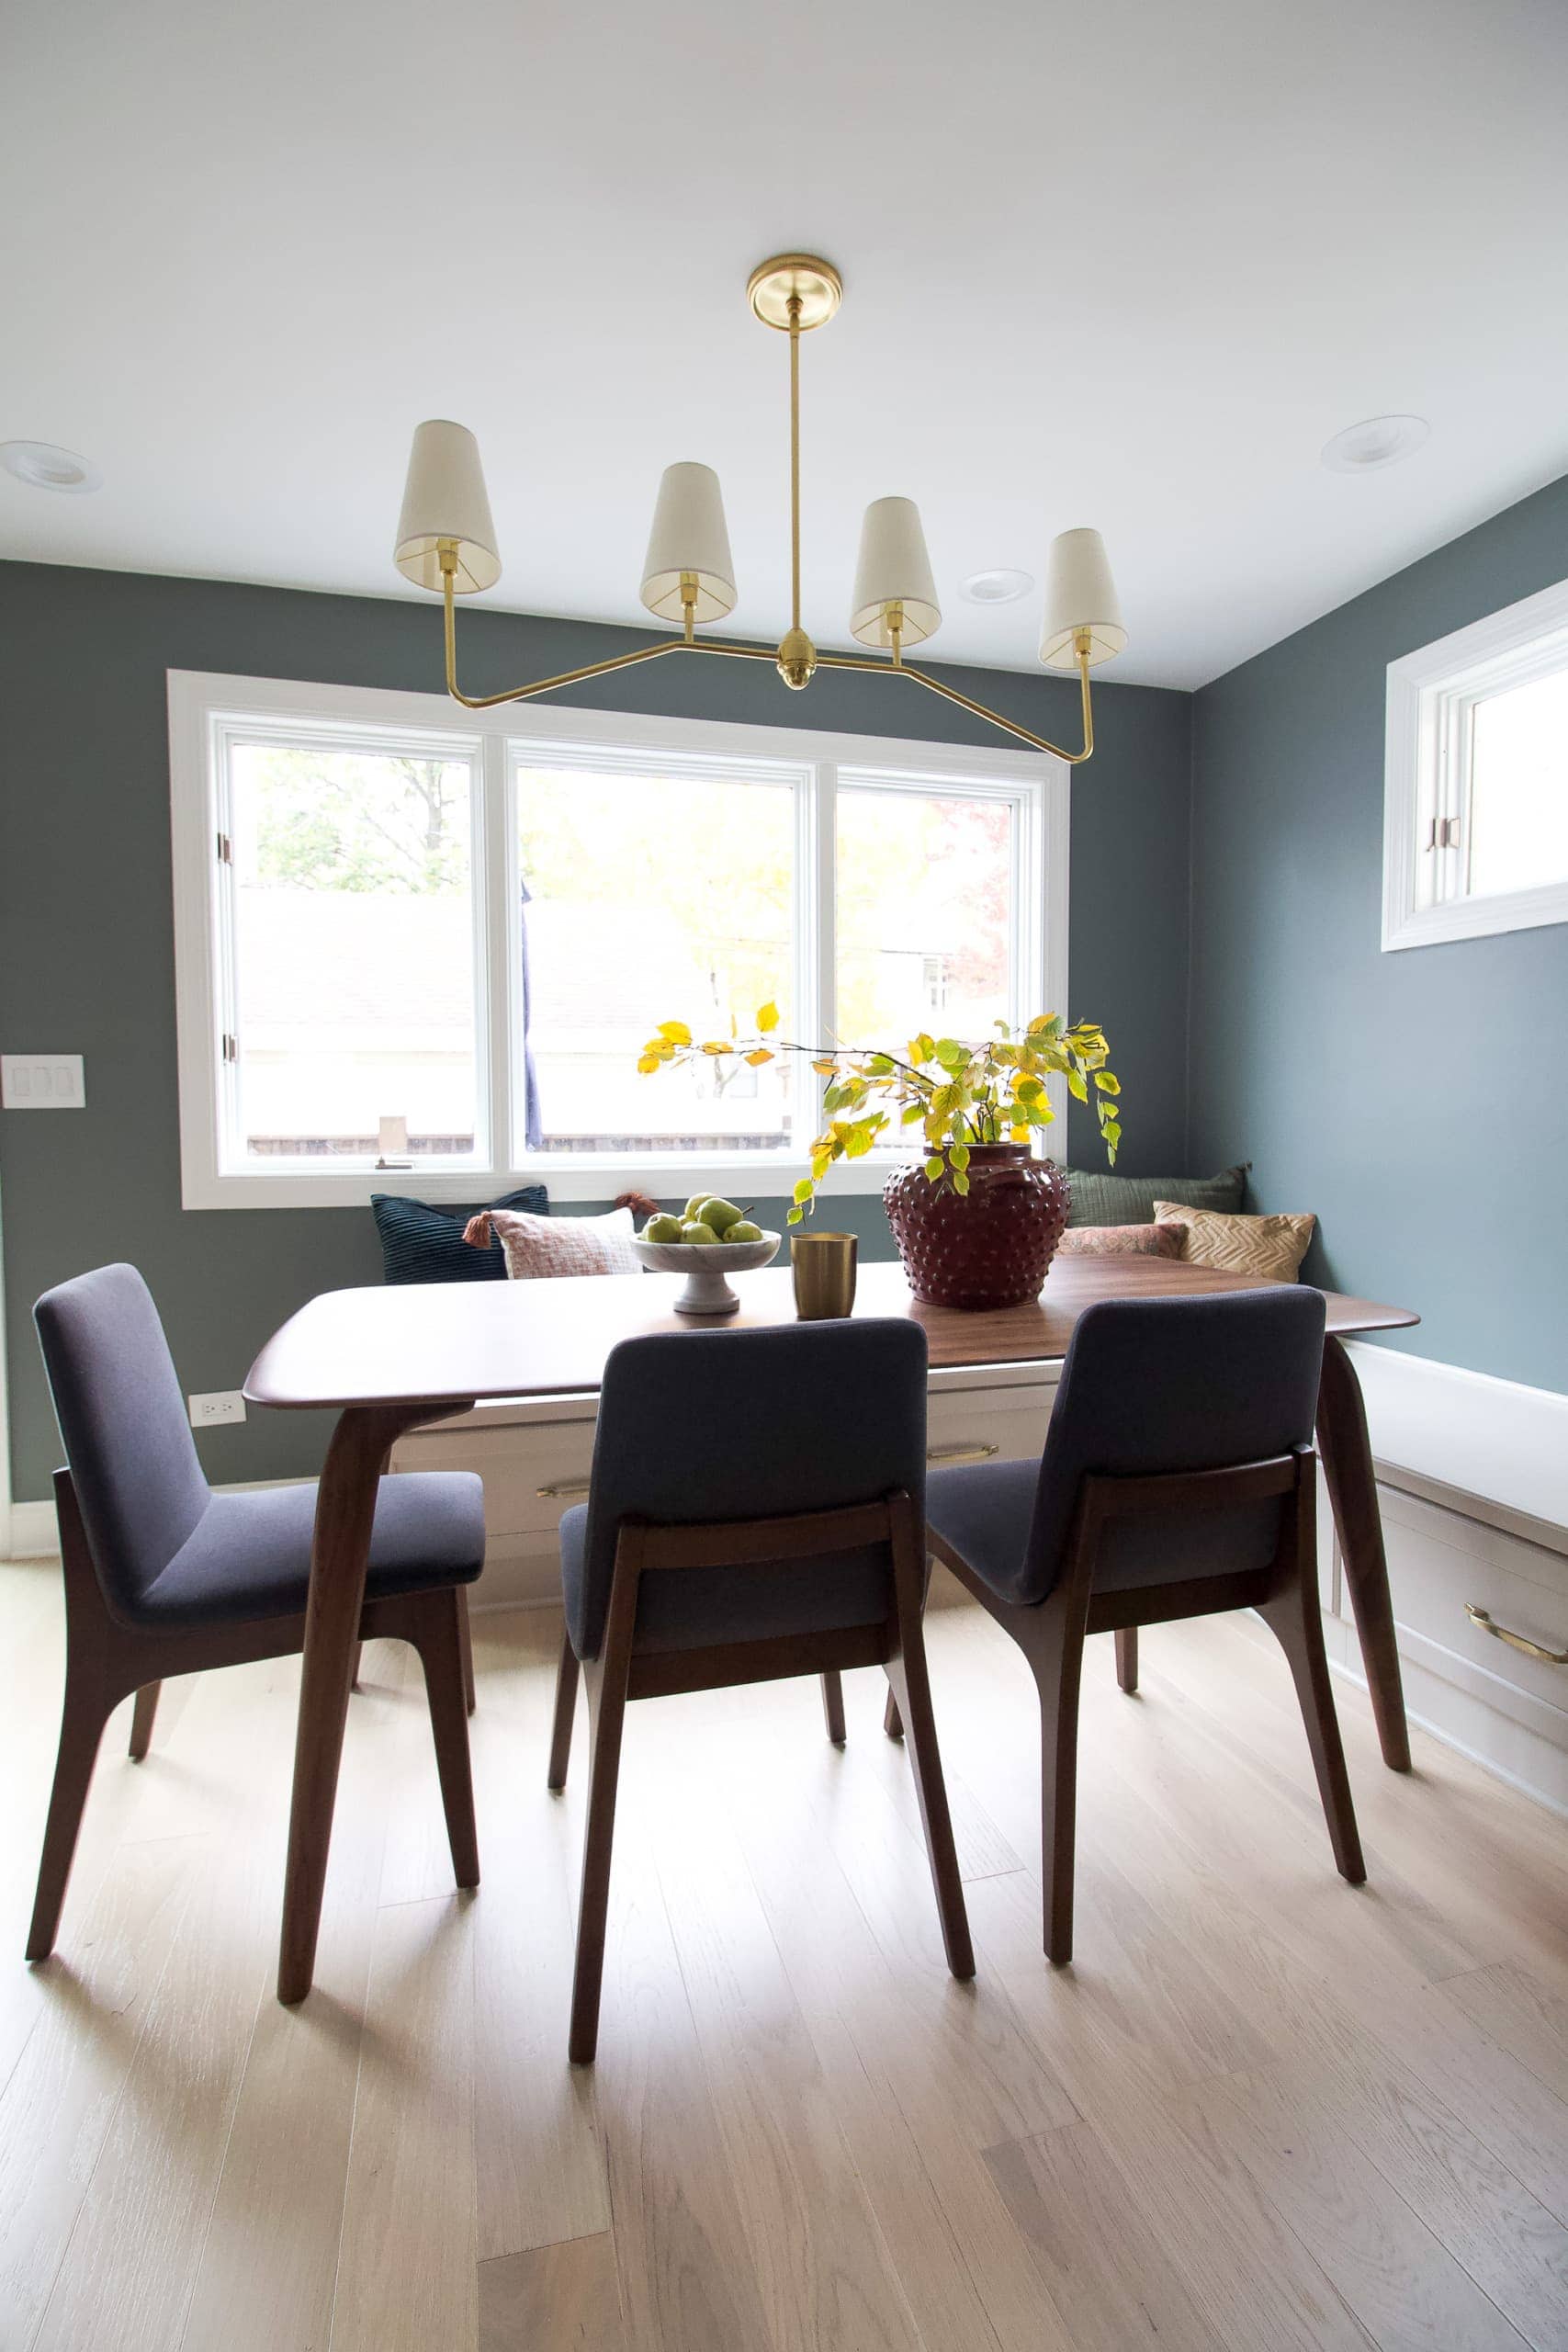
393 254 1127 761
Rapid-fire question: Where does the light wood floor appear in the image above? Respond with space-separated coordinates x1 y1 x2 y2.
6 1557 1568 2352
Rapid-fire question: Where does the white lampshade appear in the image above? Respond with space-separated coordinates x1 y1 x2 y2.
394 421 502 594
1039 527 1126 669
850 496 941 650
640 462 737 623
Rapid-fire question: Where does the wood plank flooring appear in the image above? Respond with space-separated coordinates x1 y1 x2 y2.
6 1547 1568 2351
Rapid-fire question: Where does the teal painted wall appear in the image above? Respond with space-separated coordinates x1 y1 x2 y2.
0 561 1193 1497
1189 471 1568 1394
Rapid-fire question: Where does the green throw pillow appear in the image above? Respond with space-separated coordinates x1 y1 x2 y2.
1065 1164 1247 1228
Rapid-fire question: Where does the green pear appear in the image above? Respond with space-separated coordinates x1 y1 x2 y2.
643 1213 684 1243
698 1195 743 1237
725 1219 763 1243
682 1220 720 1245
682 1193 710 1221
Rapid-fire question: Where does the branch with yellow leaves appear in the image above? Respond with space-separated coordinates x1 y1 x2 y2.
637 1003 1122 1223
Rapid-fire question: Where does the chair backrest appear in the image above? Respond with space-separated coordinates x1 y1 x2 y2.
33 1263 211 1616
573 1318 929 1659
1009 1286 1326 1606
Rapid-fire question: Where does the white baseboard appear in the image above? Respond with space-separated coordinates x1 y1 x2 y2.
6 1498 59 1558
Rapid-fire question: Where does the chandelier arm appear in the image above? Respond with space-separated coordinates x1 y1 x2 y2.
812 643 1099 763
440 565 699 709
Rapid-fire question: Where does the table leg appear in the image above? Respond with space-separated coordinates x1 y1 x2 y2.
1315 1335 1411 1772
277 1401 442 2003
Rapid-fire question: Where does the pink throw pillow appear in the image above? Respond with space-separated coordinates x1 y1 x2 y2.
1056 1222 1186 1259
463 1204 638 1279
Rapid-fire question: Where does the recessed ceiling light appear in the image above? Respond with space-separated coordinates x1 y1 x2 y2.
1321 414 1430 474
960 567 1034 605
0 439 103 493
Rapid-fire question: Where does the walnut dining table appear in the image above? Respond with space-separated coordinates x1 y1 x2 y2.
245 1254 1419 2002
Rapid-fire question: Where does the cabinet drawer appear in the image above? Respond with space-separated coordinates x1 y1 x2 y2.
1380 1482 1568 1732
392 1414 596 1538
925 1378 1056 1471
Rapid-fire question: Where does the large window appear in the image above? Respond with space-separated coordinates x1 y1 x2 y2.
170 673 1066 1206
1383 577 1568 951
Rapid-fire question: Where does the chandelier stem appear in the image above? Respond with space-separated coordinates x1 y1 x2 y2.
787 295 803 634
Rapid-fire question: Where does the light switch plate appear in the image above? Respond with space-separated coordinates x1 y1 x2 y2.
2 1053 86 1109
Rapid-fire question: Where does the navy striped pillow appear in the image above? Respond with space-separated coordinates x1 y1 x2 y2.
371 1186 549 1285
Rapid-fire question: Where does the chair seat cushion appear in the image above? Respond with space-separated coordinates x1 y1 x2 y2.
135 1471 486 1628
926 1458 1042 1606
928 1455 1282 1605
558 1502 889 1662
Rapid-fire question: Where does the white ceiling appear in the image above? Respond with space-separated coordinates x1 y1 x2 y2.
4 0 1567 690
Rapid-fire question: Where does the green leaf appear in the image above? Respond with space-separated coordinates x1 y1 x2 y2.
934 1037 967 1070
948 1142 970 1171
923 1155 943 1182
793 1178 814 1204
1066 1069 1088 1102
1094 1070 1121 1095
788 1204 805 1224
952 1170 970 1196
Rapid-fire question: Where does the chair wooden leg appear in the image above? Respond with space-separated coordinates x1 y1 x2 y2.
820 1669 847 1745
1114 1627 1138 1694
1030 1600 1089 1965
457 1591 477 1715
128 1680 162 1759
883 1688 904 1740
28 1666 116 1962
1259 1581 1366 1885
570 1655 631 2064
407 1593 480 1890
886 1495 974 1979
548 1631 581 1792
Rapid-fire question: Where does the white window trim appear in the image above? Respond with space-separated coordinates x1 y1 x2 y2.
1383 574 1568 953
169 669 1069 1210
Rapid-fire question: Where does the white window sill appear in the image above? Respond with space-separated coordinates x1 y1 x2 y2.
1382 876 1568 952
182 1153 920 1212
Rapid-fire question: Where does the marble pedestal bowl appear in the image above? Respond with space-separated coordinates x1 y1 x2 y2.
629 1229 782 1316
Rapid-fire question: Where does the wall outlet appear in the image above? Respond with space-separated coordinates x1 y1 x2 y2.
189 1390 246 1429
2 1053 85 1108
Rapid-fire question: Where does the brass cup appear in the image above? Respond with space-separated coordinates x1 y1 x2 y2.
791 1231 858 1320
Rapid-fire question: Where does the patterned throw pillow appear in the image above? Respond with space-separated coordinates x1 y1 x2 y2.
1154 1203 1316 1282
464 1204 639 1279
1056 1222 1185 1260
1065 1164 1247 1227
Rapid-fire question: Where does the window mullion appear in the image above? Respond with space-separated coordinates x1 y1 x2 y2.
811 761 836 1135
481 729 512 1177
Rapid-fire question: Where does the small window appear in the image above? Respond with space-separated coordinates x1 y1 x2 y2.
1383 578 1568 950
835 781 1018 1046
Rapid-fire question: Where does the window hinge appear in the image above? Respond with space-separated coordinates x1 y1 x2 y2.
1424 818 1437 851
221 1032 238 1063
216 831 232 864
1438 816 1461 848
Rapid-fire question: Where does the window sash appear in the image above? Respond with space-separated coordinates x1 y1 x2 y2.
1382 578 1568 953
169 672 1067 1208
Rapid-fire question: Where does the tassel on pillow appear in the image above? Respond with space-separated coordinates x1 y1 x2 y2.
462 1212 494 1249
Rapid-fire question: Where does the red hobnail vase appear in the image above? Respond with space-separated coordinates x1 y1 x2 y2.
883 1144 1070 1310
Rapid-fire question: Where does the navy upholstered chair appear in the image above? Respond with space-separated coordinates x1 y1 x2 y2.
28 1263 487 1963
548 1318 974 2062
897 1287 1364 1963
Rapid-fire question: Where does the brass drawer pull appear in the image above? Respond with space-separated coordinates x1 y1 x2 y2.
926 1442 1000 1466
536 1477 592 1500
1465 1603 1568 1667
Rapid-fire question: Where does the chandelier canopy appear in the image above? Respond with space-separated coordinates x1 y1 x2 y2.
394 253 1125 762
